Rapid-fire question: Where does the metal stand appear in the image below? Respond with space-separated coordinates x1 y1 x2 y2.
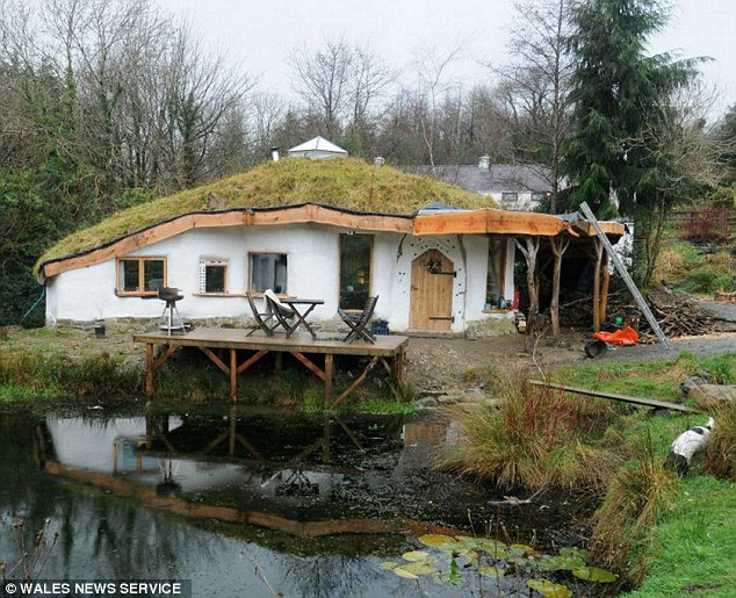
159 297 185 335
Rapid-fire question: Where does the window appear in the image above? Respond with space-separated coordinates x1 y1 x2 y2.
531 192 546 204
486 237 507 306
250 253 287 294
339 234 372 310
501 192 518 205
117 257 166 295
199 259 228 294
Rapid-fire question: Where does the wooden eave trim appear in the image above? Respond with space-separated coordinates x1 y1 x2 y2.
38 203 621 282
412 209 569 237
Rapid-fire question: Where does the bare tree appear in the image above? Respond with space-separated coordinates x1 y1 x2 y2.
413 44 462 170
289 38 353 138
492 0 573 210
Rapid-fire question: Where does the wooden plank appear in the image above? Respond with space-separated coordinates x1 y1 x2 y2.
145 343 155 395
236 349 269 374
154 344 180 370
324 354 334 404
199 346 230 375
291 351 326 381
229 349 237 402
529 380 698 413
134 329 408 357
333 357 379 408
412 209 570 237
579 202 670 350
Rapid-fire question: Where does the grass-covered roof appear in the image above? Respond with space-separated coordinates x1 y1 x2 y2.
37 157 492 270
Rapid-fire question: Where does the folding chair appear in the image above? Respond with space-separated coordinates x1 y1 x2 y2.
246 292 280 337
264 289 296 334
338 295 379 343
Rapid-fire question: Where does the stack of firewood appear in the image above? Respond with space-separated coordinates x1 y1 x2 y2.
560 286 717 342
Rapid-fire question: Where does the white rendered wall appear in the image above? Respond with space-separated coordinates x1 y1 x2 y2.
45 225 514 332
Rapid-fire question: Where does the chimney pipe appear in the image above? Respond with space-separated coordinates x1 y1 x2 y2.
478 155 490 170
374 156 385 167
271 147 280 162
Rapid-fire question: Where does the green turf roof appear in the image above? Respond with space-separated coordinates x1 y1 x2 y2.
36 157 493 273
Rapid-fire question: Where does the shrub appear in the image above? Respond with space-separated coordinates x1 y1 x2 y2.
704 402 736 480
590 438 678 580
441 378 617 490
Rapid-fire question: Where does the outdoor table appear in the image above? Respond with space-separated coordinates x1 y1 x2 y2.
282 298 324 338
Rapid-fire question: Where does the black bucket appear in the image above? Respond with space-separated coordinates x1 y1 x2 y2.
584 339 608 359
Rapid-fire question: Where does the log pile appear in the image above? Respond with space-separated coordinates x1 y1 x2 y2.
559 286 718 342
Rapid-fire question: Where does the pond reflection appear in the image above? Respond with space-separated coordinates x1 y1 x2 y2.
1 408 599 596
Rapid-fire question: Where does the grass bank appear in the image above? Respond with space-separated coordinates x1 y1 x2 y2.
445 352 736 594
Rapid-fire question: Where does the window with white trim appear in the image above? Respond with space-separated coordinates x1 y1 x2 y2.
199 258 228 294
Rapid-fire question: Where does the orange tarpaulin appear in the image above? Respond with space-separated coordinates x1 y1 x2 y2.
593 326 639 346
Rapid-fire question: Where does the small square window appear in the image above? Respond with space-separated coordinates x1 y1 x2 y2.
501 192 518 204
200 260 227 294
250 253 287 294
531 192 546 203
117 257 166 295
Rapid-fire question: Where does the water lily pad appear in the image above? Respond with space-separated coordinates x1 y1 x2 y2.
510 543 538 556
402 550 431 562
379 561 398 570
479 566 506 578
527 579 573 598
572 566 619 583
393 567 419 580
418 534 456 547
400 561 435 576
538 547 588 572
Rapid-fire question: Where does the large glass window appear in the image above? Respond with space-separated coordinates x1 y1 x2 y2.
339 234 372 310
250 253 287 294
117 257 166 295
486 238 507 306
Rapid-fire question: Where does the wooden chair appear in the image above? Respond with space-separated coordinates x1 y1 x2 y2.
246 292 280 337
338 295 379 343
264 289 296 334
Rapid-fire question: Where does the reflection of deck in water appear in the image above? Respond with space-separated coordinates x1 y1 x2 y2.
37 411 461 538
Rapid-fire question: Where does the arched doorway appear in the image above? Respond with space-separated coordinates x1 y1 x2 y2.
410 249 455 331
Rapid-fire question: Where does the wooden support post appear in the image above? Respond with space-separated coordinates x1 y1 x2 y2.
600 255 610 324
236 350 269 375
592 238 604 333
199 346 230 375
333 357 379 408
324 353 334 404
514 236 541 347
145 343 155 395
291 351 326 381
229 349 237 402
549 235 571 337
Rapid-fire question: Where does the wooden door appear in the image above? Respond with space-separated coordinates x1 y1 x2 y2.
410 249 454 331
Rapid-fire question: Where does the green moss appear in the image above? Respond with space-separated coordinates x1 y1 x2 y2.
36 157 492 271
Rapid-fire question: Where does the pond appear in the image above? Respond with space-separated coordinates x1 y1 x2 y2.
0 407 612 597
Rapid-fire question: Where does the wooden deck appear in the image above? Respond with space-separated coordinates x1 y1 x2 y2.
134 328 408 404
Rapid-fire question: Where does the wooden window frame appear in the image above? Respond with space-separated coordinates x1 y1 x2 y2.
338 233 374 311
248 251 289 297
199 258 229 295
115 256 167 297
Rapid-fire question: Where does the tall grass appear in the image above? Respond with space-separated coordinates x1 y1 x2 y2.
705 402 736 480
442 378 618 490
0 347 140 400
590 436 678 581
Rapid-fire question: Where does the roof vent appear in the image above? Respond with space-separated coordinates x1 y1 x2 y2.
374 156 385 167
271 147 280 162
478 155 490 170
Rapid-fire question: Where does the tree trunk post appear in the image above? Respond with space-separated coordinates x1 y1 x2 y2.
599 252 610 325
592 239 604 333
550 234 571 337
514 236 541 348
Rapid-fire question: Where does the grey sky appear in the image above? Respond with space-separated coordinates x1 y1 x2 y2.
156 0 736 117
